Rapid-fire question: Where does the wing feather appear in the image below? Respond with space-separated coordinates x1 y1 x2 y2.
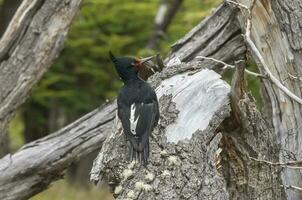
134 102 156 151
118 85 159 165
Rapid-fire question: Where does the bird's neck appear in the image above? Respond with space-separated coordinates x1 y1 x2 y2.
123 76 142 85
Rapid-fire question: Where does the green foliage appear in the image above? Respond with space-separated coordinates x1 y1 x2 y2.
9 112 24 151
31 180 113 200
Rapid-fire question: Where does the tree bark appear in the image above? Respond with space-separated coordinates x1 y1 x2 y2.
1 1 301 200
90 40 284 200
0 0 82 157
233 0 302 199
0 102 115 200
90 3 284 200
0 3 247 199
0 0 23 157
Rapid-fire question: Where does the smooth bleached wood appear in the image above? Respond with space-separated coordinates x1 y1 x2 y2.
156 69 230 143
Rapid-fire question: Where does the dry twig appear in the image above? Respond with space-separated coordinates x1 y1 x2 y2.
196 55 267 78
281 185 302 192
249 157 302 170
288 73 302 82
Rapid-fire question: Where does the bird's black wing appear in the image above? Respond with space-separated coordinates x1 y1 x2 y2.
118 99 158 164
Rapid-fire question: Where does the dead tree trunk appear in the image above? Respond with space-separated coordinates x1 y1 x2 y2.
91 61 284 199
0 0 23 157
231 0 302 199
0 0 82 157
0 103 115 200
90 3 284 200
0 1 301 200
0 3 246 199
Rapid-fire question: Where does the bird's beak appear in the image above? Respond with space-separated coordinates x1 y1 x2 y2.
140 55 157 65
137 55 157 73
136 54 165 80
135 55 157 72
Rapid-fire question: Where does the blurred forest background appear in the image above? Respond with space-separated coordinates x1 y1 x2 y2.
0 0 259 199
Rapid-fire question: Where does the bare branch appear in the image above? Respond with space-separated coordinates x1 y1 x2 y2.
288 73 302 82
281 185 302 192
249 157 302 170
0 102 116 200
244 69 267 78
196 55 267 78
196 55 234 68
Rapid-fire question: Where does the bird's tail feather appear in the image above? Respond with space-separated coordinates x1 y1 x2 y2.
128 140 149 166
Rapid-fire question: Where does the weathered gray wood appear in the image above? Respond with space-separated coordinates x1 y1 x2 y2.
91 62 284 200
224 58 284 199
91 67 232 200
90 3 285 199
0 0 23 157
156 69 230 143
233 0 302 199
0 0 82 156
0 102 115 200
0 2 247 199
272 2 302 199
0 1 291 199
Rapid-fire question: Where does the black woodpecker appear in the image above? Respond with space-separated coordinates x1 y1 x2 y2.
109 51 159 165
